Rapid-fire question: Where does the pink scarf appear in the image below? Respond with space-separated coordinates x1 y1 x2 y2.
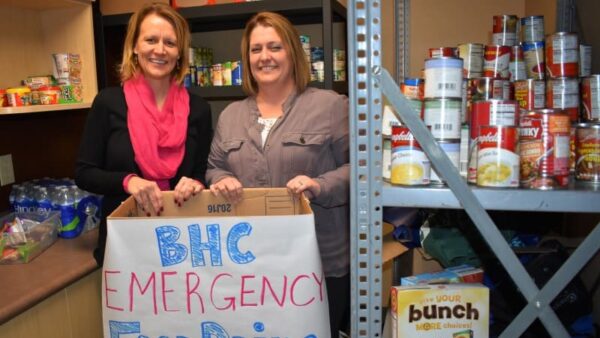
124 75 189 188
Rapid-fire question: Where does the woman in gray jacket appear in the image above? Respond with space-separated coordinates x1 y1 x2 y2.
206 11 350 337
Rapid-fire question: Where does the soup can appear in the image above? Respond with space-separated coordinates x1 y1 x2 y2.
546 77 580 122
401 77 424 100
521 15 545 42
477 125 520 187
468 77 510 103
522 41 545 80
468 100 519 183
570 123 577 173
0 89 7 107
383 135 392 181
509 45 527 82
460 123 470 178
430 140 461 184
514 79 545 110
579 44 592 77
546 32 579 78
492 15 518 46
575 122 600 182
519 109 571 189
457 43 484 78
424 57 464 99
390 126 431 185
424 98 462 139
429 47 457 59
484 45 511 79
581 75 600 121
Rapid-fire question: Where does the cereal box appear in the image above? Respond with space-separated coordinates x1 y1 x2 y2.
390 284 489 338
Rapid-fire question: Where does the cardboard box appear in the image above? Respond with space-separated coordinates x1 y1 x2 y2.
382 222 409 307
396 247 444 277
104 188 331 336
390 284 489 338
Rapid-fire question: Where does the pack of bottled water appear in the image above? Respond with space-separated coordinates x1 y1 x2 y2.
8 178 102 239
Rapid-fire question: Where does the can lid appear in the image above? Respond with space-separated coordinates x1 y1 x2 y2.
424 57 463 69
404 78 423 86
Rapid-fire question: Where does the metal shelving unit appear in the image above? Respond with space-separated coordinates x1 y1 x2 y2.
348 1 600 337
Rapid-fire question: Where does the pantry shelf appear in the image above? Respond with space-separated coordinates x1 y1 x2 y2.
0 103 92 116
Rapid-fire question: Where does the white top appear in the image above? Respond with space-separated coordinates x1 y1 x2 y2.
257 117 278 148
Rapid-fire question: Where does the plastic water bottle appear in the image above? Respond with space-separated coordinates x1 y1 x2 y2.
34 186 53 214
72 186 101 232
8 184 21 212
53 186 82 238
14 184 36 214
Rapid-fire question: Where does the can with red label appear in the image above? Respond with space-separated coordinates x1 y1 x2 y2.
546 32 579 78
575 122 600 182
579 44 592 77
429 47 457 59
581 75 600 121
401 77 424 100
457 43 484 78
514 79 545 110
519 109 571 189
546 77 580 122
522 41 545 80
468 100 519 183
390 126 431 185
492 15 518 46
477 125 520 187
484 45 511 79
509 45 527 82
521 15 545 42
570 123 577 173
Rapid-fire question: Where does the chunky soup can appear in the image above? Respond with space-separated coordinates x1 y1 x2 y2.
519 109 571 189
546 32 579 78
514 79 545 110
477 125 520 188
390 126 431 185
575 122 600 182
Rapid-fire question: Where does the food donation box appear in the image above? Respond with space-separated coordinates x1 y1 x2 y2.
103 188 330 338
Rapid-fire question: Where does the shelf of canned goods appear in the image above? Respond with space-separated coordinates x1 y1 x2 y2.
347 1 600 337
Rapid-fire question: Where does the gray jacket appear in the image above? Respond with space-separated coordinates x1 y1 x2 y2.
206 87 350 277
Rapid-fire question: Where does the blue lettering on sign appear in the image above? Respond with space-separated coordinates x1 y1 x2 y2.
189 223 222 267
155 222 256 267
227 222 255 264
109 320 318 337
156 226 188 266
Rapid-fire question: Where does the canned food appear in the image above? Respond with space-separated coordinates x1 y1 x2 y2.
477 125 520 188
468 77 510 103
514 79 545 110
520 15 545 42
424 98 462 139
579 44 592 78
509 45 527 82
0 89 6 107
484 45 511 79
546 32 579 78
546 77 580 122
575 123 600 182
468 100 519 183
581 75 600 121
570 123 577 173
428 47 457 59
457 43 484 78
383 136 392 181
522 41 545 80
6 87 32 107
424 57 463 99
492 15 518 46
460 123 469 178
390 126 431 185
519 109 571 189
430 140 461 184
401 78 424 100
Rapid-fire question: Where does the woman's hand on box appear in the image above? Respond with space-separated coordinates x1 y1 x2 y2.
287 175 320 199
174 176 204 206
209 176 243 204
127 176 163 216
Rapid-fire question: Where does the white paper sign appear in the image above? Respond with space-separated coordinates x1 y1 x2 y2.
103 214 330 337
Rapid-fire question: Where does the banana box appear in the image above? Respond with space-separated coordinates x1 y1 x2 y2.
390 284 489 338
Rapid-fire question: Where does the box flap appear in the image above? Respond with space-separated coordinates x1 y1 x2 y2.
382 235 408 263
108 188 311 218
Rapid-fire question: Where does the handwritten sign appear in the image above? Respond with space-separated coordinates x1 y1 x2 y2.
103 213 330 337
